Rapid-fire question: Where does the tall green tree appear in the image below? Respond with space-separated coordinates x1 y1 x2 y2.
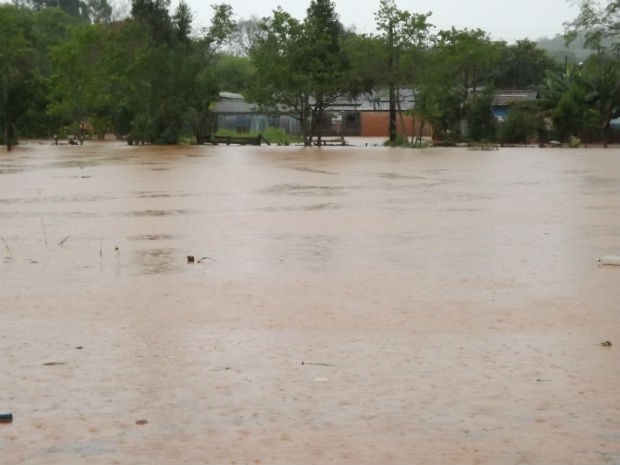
341 31 384 97
188 3 238 143
493 39 560 89
248 9 309 142
214 54 256 93
374 0 431 142
541 64 587 141
412 28 499 142
581 57 620 146
249 0 349 145
27 0 91 21
434 28 500 95
562 0 620 145
0 5 36 149
47 23 112 139
302 0 349 144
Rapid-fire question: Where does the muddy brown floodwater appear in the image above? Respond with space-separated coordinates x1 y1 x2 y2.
1 140 619 464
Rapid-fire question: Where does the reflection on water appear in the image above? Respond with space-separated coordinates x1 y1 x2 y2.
123 209 199 217
130 248 181 275
127 234 177 241
262 183 348 196
257 202 340 212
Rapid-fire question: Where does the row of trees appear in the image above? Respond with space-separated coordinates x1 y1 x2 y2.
1 0 619 149
1 0 238 149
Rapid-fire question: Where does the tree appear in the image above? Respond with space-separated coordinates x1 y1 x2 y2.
214 54 256 93
249 1 349 145
87 0 112 23
374 0 431 142
230 16 264 56
302 0 349 144
204 3 236 47
563 0 620 146
497 102 538 144
412 28 500 143
186 4 238 143
565 0 620 53
580 57 620 146
466 89 496 142
0 5 37 149
48 24 108 140
172 0 192 43
493 40 560 89
26 0 91 21
434 28 501 95
248 9 309 142
341 31 384 96
131 0 175 45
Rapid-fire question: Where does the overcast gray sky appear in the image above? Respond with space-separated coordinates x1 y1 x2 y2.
182 0 578 41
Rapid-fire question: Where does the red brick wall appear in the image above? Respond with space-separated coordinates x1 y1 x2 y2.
360 112 432 138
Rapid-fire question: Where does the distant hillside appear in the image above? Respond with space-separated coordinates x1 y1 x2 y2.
536 33 597 63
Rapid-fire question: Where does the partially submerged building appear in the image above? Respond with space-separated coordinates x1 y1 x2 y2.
212 92 300 134
491 89 539 122
212 90 432 139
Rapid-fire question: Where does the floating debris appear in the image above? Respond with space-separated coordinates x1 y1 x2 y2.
598 255 620 266
1 237 13 258
135 419 148 425
600 341 613 347
42 362 66 366
40 217 48 247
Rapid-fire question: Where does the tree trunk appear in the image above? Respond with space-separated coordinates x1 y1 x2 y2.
389 84 397 143
3 84 10 151
396 88 407 142
417 118 426 145
5 118 12 152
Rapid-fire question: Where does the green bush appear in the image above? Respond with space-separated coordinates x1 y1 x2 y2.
214 127 301 145
498 104 537 144
466 93 496 142
568 135 581 148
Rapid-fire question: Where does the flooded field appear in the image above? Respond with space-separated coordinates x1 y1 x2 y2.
1 140 619 464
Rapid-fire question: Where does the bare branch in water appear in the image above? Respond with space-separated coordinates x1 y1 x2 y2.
2 237 13 258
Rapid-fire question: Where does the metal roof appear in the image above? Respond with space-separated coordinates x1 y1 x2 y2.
492 90 539 106
212 89 417 114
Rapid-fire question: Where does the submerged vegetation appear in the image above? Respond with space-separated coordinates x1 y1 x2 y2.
215 127 302 145
0 0 618 149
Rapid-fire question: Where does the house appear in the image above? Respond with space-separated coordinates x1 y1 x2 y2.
211 90 432 139
212 92 300 134
492 90 539 122
315 88 426 137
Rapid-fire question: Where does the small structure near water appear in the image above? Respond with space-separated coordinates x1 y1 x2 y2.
204 134 271 146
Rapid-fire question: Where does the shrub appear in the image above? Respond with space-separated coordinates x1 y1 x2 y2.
568 135 581 148
498 103 537 144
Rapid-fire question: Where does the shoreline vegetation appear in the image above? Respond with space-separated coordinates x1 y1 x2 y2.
1 1 619 150
5 135 619 151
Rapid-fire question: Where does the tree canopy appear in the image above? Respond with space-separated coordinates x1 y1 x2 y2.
1 0 618 148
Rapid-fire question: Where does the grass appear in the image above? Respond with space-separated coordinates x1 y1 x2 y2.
215 127 302 145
